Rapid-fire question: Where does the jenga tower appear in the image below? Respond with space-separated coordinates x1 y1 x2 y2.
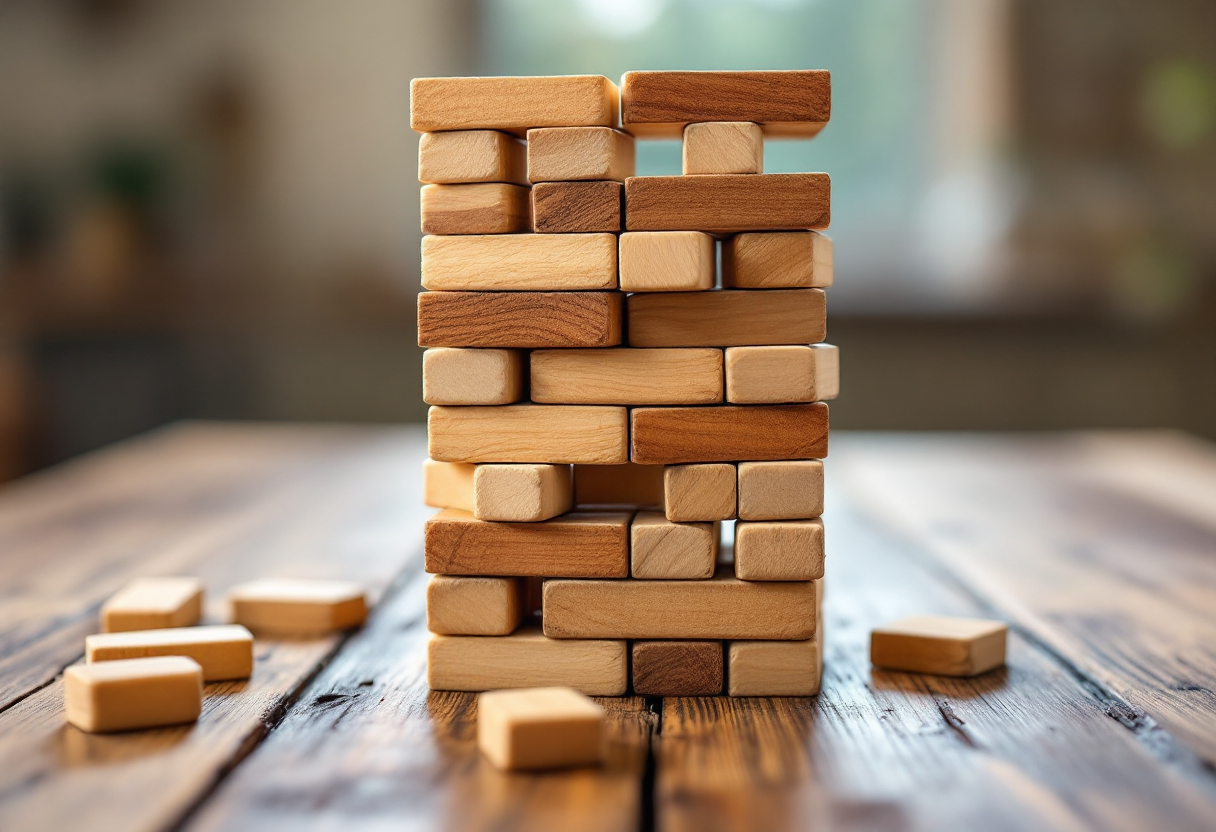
413 71 834 697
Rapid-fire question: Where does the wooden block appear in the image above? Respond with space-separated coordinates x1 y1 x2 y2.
683 122 763 175
411 76 618 135
618 231 715 292
870 616 1008 677
664 464 736 522
418 130 527 185
64 656 203 733
473 463 572 522
737 460 824 521
530 348 722 405
632 641 723 695
572 463 664 508
631 511 718 580
728 634 822 696
734 519 824 581
101 577 203 633
631 404 829 464
543 571 817 640
422 348 524 405
427 630 628 695
423 459 475 512
421 234 616 291
626 289 825 348
228 579 367 635
725 344 839 404
721 231 832 288
420 183 530 236
427 575 526 636
428 405 628 464
418 292 622 349
478 687 605 770
527 126 635 182
424 509 630 578
86 624 254 682
531 181 621 233
624 174 829 233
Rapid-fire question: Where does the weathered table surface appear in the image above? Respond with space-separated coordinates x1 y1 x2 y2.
2 423 1216 832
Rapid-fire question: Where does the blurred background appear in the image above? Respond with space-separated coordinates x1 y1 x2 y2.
1 0 1214 482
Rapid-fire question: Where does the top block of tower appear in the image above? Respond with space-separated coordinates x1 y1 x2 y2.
411 76 619 135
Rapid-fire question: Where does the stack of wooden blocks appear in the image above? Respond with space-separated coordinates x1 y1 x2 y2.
414 70 834 698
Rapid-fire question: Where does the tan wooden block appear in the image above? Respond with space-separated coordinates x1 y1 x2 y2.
418 130 527 185
423 459 475 512
427 575 526 636
572 463 664 508
411 76 619 135
725 344 839 404
531 181 622 233
734 519 824 581
478 686 605 770
737 460 824 521
427 630 628 695
101 577 203 633
530 348 722 405
421 234 616 291
420 183 530 236
631 404 829 464
728 633 822 696
626 289 826 348
721 231 832 289
630 511 718 580
624 174 830 233
86 625 254 682
664 464 736 522
632 641 723 696
473 463 572 522
229 579 367 635
422 348 524 406
870 616 1008 677
527 126 635 182
428 405 628 464
618 231 715 292
418 291 622 349
682 122 763 175
64 656 203 733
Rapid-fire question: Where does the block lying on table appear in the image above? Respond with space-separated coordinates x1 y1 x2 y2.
664 463 736 522
728 634 822 696
427 575 526 636
418 130 527 185
411 75 619 134
531 181 622 233
734 519 825 581
626 289 825 348
632 641 724 696
418 291 622 348
737 460 824 521
530 348 722 405
422 348 524 406
683 121 763 175
572 462 664 508
726 344 839 404
86 624 254 681
618 231 715 292
722 231 832 288
624 174 830 233
428 405 628 464
478 687 606 771
423 459 475 513
421 234 617 291
64 656 204 733
228 579 368 635
631 403 829 464
420 183 530 235
630 511 718 580
428 630 628 695
870 616 1008 677
473 463 573 522
527 126 635 182
101 576 203 633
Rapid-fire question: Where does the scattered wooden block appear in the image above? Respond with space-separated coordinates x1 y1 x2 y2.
427 630 627 695
572 463 664 508
474 463 573 522
531 181 622 233
630 511 718 580
101 577 203 633
478 687 605 770
664 463 736 522
737 460 824 521
422 348 524 406
418 292 622 348
411 76 619 135
421 234 616 291
632 641 723 695
626 289 825 348
721 231 832 288
428 405 628 464
624 174 830 233
228 579 367 635
725 344 839 404
64 656 203 733
631 404 829 464
870 616 1008 677
425 509 630 578
419 183 530 236
86 624 254 682
734 519 825 581
418 130 527 185
423 459 475 512
618 231 715 292
530 348 722 405
527 126 635 182
683 122 763 175
427 575 526 636
728 634 822 696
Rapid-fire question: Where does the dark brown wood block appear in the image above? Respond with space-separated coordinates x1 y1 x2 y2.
532 181 622 233
625 174 830 233
631 404 829 464
627 289 825 348
632 641 723 696
418 291 622 348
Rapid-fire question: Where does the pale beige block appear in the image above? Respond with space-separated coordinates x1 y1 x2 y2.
418 130 527 185
728 633 822 696
229 579 367 635
721 231 832 289
734 518 824 581
423 348 525 406
871 616 1008 677
412 76 619 135
478 686 605 770
474 464 573 522
420 183 531 235
664 463 736 522
631 511 718 580
427 575 526 636
737 460 824 520
619 231 715 292
428 405 629 465
725 344 839 404
682 122 763 175
573 463 664 508
86 625 253 682
421 234 617 291
527 126 635 182
101 577 203 633
427 630 628 695
423 459 475 512
64 656 203 733
531 348 722 405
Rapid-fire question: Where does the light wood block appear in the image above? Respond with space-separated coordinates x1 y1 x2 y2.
422 348 524 406
64 656 203 733
86 625 254 682
427 630 627 695
664 464 736 522
478 686 605 771
531 181 621 233
427 575 526 636
734 519 825 581
631 404 829 464
423 459 475 512
722 231 832 288
229 579 367 635
428 405 628 464
418 130 527 185
683 122 763 175
618 231 715 292
421 234 616 291
425 509 630 578
572 463 664 508
101 577 203 633
737 460 824 521
418 292 622 349
631 511 718 580
870 616 1008 677
728 635 822 696
632 641 723 696
530 348 722 405
474 463 572 522
626 289 825 348
411 76 619 135
624 174 830 233
527 126 635 182
725 344 839 404
420 183 530 236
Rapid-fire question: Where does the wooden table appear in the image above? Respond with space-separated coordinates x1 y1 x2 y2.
3 424 1216 832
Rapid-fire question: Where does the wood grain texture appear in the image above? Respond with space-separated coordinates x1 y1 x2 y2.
423 459 475 512
531 181 622 233
428 405 628 464
426 575 526 636
725 344 839 404
478 687 606 770
473 463 573 522
429 630 628 695
527 127 635 182
737 459 824 520
421 234 617 291
727 635 821 696
721 231 833 288
870 615 1008 677
418 130 527 185
734 518 825 581
619 231 715 292
631 404 829 464
664 463 737 522
573 462 664 508
420 183 530 235
632 641 723 696
411 76 619 135
530 348 723 405
624 174 830 233
683 122 763 175
422 347 524 405
630 511 718 580
626 289 826 348
418 291 622 348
